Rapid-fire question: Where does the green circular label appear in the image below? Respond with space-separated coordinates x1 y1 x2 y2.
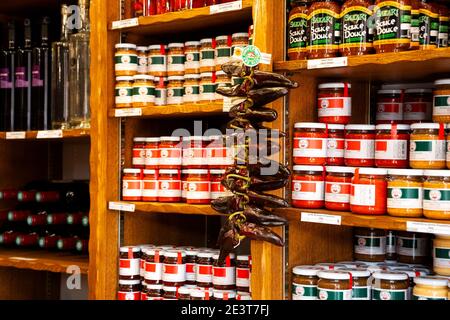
242 45 262 67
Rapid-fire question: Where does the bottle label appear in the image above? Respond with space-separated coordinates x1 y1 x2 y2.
372 289 407 301
115 54 138 72
374 3 412 45
411 9 420 43
397 236 428 257
293 137 327 158
186 181 210 200
144 262 163 281
149 55 167 73
15 67 29 88
162 263 186 283
200 50 215 67
326 138 345 159
132 147 146 166
212 266 236 286
376 102 403 120
410 140 445 161
433 95 450 116
403 101 430 121
167 87 184 105
433 247 450 268
292 284 318 300
115 87 133 104
341 6 374 49
185 52 200 70
119 258 140 276
183 147 206 166
318 97 352 118
236 268 250 288
186 263 196 281
159 147 182 166
183 85 200 103
158 180 181 198
142 179 158 199
196 264 213 284
423 188 450 211
354 235 386 255
345 139 375 160
288 12 308 54
438 16 449 47
308 9 341 49
419 9 439 47
325 181 351 203
350 184 376 206
0 68 12 89
122 179 142 198
352 286 371 300
117 291 141 300
292 180 325 201
167 54 185 72
145 147 160 167
387 187 422 209
132 86 155 103
318 289 352 300
375 139 408 160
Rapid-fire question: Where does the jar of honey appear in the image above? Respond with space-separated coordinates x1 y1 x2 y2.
215 70 231 101
215 35 232 71
115 76 134 108
148 44 167 77
167 43 185 76
115 43 138 76
184 41 201 74
200 72 217 102
231 32 249 55
410 123 446 169
167 76 185 105
183 74 200 103
132 74 155 107
200 38 216 73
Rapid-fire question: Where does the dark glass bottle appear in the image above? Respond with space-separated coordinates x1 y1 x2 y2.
0 22 16 131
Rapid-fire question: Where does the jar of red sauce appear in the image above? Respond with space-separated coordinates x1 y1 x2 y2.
326 124 345 166
403 89 432 124
190 0 206 9
292 165 325 209
132 137 146 169
156 0 170 14
318 82 352 124
344 124 376 167
182 136 208 168
186 169 211 204
122 169 143 201
145 137 160 170
158 169 181 202
207 135 234 169
159 136 182 169
376 90 404 124
375 124 410 168
142 169 158 202
162 249 186 287
350 168 388 215
181 169 188 202
293 123 328 165
325 166 355 211
210 169 231 200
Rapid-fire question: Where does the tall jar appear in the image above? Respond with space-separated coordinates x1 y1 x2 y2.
317 82 352 124
293 122 328 165
148 44 167 77
325 166 354 211
386 169 424 218
200 38 216 73
410 0 421 50
145 137 160 169
436 4 449 48
375 124 410 168
409 123 446 169
122 169 143 202
184 41 201 74
292 165 325 209
423 170 450 220
433 79 450 123
288 0 310 60
344 124 376 167
350 168 387 215
115 77 134 108
215 35 232 70
159 136 182 169
167 43 185 76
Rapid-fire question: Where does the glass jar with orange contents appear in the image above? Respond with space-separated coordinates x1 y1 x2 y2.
292 166 325 209
159 136 182 169
186 169 211 205
344 124 376 167
293 123 327 165
122 168 143 201
317 82 352 124
142 169 158 202
144 137 160 170
132 137 147 169
350 168 388 215
325 166 354 211
375 124 410 168
326 124 345 166
157 169 182 203
182 136 208 169
410 123 446 169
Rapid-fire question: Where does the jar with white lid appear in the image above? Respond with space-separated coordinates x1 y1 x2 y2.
206 135 234 169
159 136 182 169
403 88 433 124
386 169 424 218
375 124 410 168
371 271 409 300
196 251 214 288
154 76 167 106
200 72 217 102
315 263 347 270
293 122 327 166
317 82 352 124
340 268 372 300
132 137 146 169
317 270 352 300
213 290 236 300
182 136 208 168
119 246 141 280
413 277 448 300
115 76 134 108
190 288 212 300
118 279 141 300
236 255 251 293
157 169 182 203
136 46 148 74
433 79 450 123
215 35 232 70
184 41 201 74
144 137 160 169
325 166 354 211
148 44 167 77
344 124 376 167
210 169 232 200
185 169 211 205
376 89 403 124
292 165 325 209
231 32 249 55
200 38 215 73
350 168 388 215
167 43 185 76
167 76 185 105
292 265 323 300
183 74 200 103
162 249 186 287
115 43 138 77
212 253 236 291
132 74 155 107
423 170 450 220
326 124 345 166
215 70 231 101
410 123 446 169
395 268 428 299
142 169 158 202
122 168 142 202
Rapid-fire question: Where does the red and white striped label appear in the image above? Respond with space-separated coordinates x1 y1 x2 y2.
211 181 232 199
122 179 142 198
162 264 186 283
196 264 213 284
376 102 403 121
183 147 207 166
325 181 351 203
213 266 236 286
132 147 146 166
345 139 375 159
159 147 182 166
142 179 158 200
293 137 327 158
118 291 141 300
375 139 408 160
292 180 324 201
318 97 351 117
145 147 159 167
236 268 250 288
144 262 163 281
403 102 430 121
186 181 210 200
140 259 145 277
186 263 196 281
158 180 181 198
326 138 345 158
119 258 140 276
207 147 234 166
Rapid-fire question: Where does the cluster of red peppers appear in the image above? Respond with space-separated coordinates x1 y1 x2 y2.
212 60 298 263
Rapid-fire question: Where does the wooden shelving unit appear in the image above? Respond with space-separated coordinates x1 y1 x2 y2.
109 103 225 118
0 129 90 140
131 202 220 216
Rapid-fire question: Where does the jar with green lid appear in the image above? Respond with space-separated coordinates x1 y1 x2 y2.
291 265 323 300
132 74 155 107
423 170 450 220
200 38 215 73
215 70 231 101
115 43 138 77
183 74 200 104
200 72 217 102
154 77 167 106
115 76 134 108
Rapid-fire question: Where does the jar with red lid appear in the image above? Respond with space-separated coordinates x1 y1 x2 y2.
318 82 352 124
350 168 388 215
325 166 354 211
122 169 143 201
236 255 251 293
292 165 325 209
376 90 404 124
403 89 432 124
182 136 208 168
212 254 236 291
144 137 160 169
132 137 146 169
158 169 181 202
293 123 328 165
118 280 141 300
162 249 186 287
186 169 211 204
326 124 345 166
196 251 214 288
159 136 182 169
210 169 232 200
185 249 199 286
142 169 158 202
147 284 164 300
178 287 192 300
207 135 234 169
344 124 376 167
119 246 141 280
375 124 410 168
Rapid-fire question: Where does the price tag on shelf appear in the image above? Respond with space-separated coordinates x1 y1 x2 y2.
10 257 36 261
260 52 272 65
111 18 139 30
301 212 342 226
406 221 450 235
307 57 348 70
36 130 63 139
109 201 136 212
114 108 143 117
223 97 246 112
210 0 242 14
6 131 26 140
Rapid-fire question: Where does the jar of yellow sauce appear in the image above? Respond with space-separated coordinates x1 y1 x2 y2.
167 76 184 105
132 74 155 107
215 70 231 101
433 79 450 123
423 170 450 220
433 235 450 276
115 43 138 76
386 169 424 218
115 76 134 108
410 123 446 169
413 277 448 300
183 74 200 104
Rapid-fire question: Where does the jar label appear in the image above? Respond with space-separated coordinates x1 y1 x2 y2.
325 181 351 203
132 147 146 166
352 286 370 300
186 181 210 200
167 55 186 72
326 138 345 158
293 137 327 158
372 289 407 301
122 179 142 198
196 264 213 284
213 266 236 286
185 52 200 70
200 83 217 96
183 147 207 166
158 180 182 198
167 87 184 105
137 56 148 74
307 9 341 50
200 50 216 67
149 55 167 72
438 17 449 47
155 88 167 106
236 268 250 288
186 263 196 281
373 3 412 46
397 236 428 257
184 85 200 98
410 140 445 161
292 180 325 201
115 54 138 71
292 284 318 300
350 183 376 206
145 262 162 281
387 187 422 209
140 259 145 277
318 97 352 118
345 139 375 160
142 179 158 198
132 86 156 103
117 291 141 300
434 247 450 268
411 10 420 43
412 295 447 300
403 102 430 121
211 181 232 200
207 147 234 166
115 87 133 104
216 48 232 65
341 7 374 49
318 289 352 301
424 188 450 211
145 148 160 167
119 258 140 276
433 95 450 115
354 235 386 255
159 147 182 166
376 102 403 121
375 139 408 160
162 263 186 283
419 9 439 47
288 13 308 54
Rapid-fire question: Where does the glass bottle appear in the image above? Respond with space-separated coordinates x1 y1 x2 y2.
0 22 16 132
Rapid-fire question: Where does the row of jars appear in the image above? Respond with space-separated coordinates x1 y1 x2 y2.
122 168 232 203
131 0 238 17
288 0 450 60
292 166 450 220
294 123 450 170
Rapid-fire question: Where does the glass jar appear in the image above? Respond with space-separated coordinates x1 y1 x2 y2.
293 123 327 165
436 4 449 48
403 89 432 124
326 124 345 165
162 286 178 300
147 44 167 77
236 255 251 293
423 170 450 220
341 268 371 300
142 169 158 202
292 265 323 300
206 135 234 169
212 254 236 291
386 230 397 261
371 271 409 300
215 35 232 70
144 137 160 170
196 251 214 288
158 169 182 202
184 249 198 285
183 74 200 103
317 270 352 300
115 76 134 108
185 169 210 204
184 41 201 74
344 125 376 167
200 38 216 73
154 76 167 106
118 279 141 300
317 82 352 124
181 169 188 202
292 165 325 209
144 247 164 285
177 286 192 300
210 169 231 200
433 79 450 123
215 70 231 101
132 137 146 169
376 90 403 124
433 235 450 276
288 0 309 60
375 124 410 168
418 0 439 50
213 290 236 300
132 74 155 107
167 43 185 76
140 280 148 300
354 228 387 262
350 168 387 215
147 284 164 300
115 43 138 77
122 168 142 201
190 288 213 300
396 231 429 265
119 246 141 280
200 72 217 102
410 123 446 169
231 32 249 56
413 277 448 300
159 136 182 169
182 136 208 168
167 76 184 105
162 249 186 287
386 169 424 218
325 166 354 211
132 0 144 17
315 262 348 270
136 46 148 74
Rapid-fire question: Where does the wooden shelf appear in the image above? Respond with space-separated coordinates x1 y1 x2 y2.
110 201 221 216
0 129 90 140
109 103 226 118
274 48 450 81
0 248 89 274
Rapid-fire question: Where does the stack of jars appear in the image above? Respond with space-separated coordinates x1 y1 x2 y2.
131 0 238 17
118 244 252 300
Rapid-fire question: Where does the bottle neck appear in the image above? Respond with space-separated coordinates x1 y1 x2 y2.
8 24 15 50
24 21 32 49
78 5 90 33
61 5 70 42
41 19 49 47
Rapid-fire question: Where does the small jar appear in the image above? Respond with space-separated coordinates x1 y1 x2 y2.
215 71 231 101
410 123 446 169
292 165 325 209
136 46 148 74
162 286 179 300
231 32 249 55
344 125 376 167
210 169 231 200
236 255 251 293
196 251 214 288
140 245 151 281
215 35 232 70
396 232 429 265
190 288 213 300
142 169 158 202
144 248 164 285
148 44 167 77
132 137 147 169
212 254 236 291
167 43 185 76
413 277 448 300
433 79 450 123
115 76 134 108
292 265 323 300
132 74 155 107
423 170 450 220
293 123 327 165
144 137 160 170
317 270 352 300
375 124 410 168
119 246 141 280
317 83 352 124
326 124 345 166
183 74 200 103
207 135 234 169
350 168 387 215
167 76 184 105
185 249 199 286
200 72 217 102
376 90 404 124
158 169 181 203
371 271 409 300
182 136 208 168
147 284 164 300
403 89 433 124
287 0 309 60
200 38 216 73
154 76 167 106
386 169 424 218
325 166 354 212
162 249 186 287
122 169 142 202
341 268 371 300
118 279 141 300
115 43 138 76
178 286 192 300
354 228 387 262
186 169 210 205
386 231 397 262
433 236 450 276
213 290 236 300
159 136 182 169
184 41 201 74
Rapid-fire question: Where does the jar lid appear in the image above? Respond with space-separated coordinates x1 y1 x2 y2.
318 82 351 89
148 44 165 50
213 290 236 299
387 169 424 176
410 123 441 130
147 284 163 290
157 245 177 249
325 166 355 174
212 253 236 260
136 46 148 51
382 83 434 90
123 168 141 174
183 135 209 141
434 79 450 86
395 268 427 278
414 276 448 287
338 268 371 278
185 249 199 256
120 246 141 253
160 136 181 142
232 32 249 38
143 169 156 175
185 41 201 46
237 255 251 261
337 261 368 268
216 35 230 41
327 124 345 130
345 124 376 131
292 265 323 276
197 251 214 258
356 168 388 175
315 263 347 269
159 169 180 175
200 72 214 78
139 244 155 249
293 165 324 172
375 124 410 131
144 137 160 142
424 170 450 177
167 76 185 81
168 43 184 48
318 270 351 280
210 169 226 175
133 137 147 142
164 249 186 258
144 247 166 255
372 271 408 280
184 74 201 80
116 76 134 81
178 286 192 295
184 169 209 175
216 70 227 76
294 122 327 129
119 279 141 285
366 265 383 273
133 74 154 81
405 88 432 94
162 286 178 292
200 38 213 44
377 89 402 94
115 43 137 49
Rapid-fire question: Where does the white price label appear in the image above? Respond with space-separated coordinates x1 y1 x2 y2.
108 201 136 212
307 57 348 70
406 221 450 235
301 212 342 226
111 18 139 30
260 53 272 65
6 132 26 139
10 257 37 261
36 130 63 139
114 108 143 117
210 0 242 14
223 97 246 112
